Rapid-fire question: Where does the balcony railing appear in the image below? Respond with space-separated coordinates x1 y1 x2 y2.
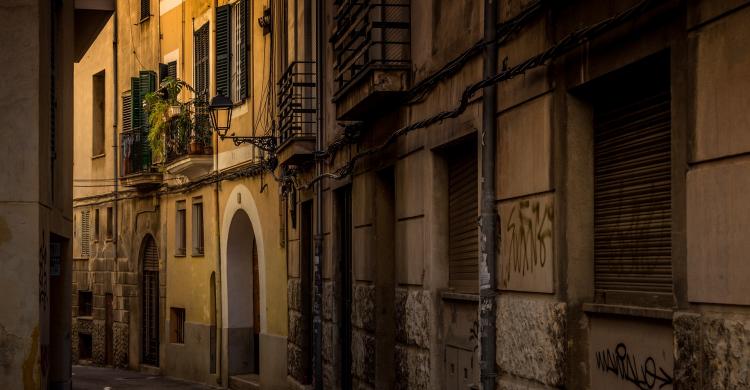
120 129 153 176
331 0 410 98
164 98 213 163
277 61 317 144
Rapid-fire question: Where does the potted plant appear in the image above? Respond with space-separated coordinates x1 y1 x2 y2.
144 77 195 161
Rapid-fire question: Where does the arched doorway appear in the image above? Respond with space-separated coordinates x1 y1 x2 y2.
140 234 159 366
226 210 260 376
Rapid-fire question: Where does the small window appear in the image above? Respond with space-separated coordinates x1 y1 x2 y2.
176 201 186 256
170 307 186 344
92 70 106 157
93 209 100 242
192 200 204 256
78 290 93 317
140 0 150 21
106 206 113 240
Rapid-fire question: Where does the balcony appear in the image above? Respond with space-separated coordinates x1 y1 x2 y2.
163 99 214 181
276 61 317 166
120 130 162 188
331 0 410 120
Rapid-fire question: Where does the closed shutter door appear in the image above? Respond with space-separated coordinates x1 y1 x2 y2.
194 23 210 97
141 235 159 366
448 142 478 293
138 71 156 168
594 89 672 297
167 61 177 80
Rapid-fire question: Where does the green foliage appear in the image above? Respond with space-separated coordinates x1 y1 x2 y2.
144 77 197 161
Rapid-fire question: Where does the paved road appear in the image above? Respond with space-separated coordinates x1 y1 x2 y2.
73 365 216 390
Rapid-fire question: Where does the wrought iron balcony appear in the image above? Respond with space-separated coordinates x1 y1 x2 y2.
331 0 410 119
120 129 161 187
163 98 214 181
276 61 317 165
165 99 213 163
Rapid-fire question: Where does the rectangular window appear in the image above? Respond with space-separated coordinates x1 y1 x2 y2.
106 206 113 240
593 53 672 306
92 70 105 156
176 201 186 256
192 200 204 256
170 307 186 344
80 210 91 258
140 0 150 21
94 209 100 242
194 23 210 98
78 290 93 317
446 138 478 294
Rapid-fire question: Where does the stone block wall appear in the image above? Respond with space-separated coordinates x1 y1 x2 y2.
394 288 431 390
352 282 375 389
496 296 566 389
287 277 307 385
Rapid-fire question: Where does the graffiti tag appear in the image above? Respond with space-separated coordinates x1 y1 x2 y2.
595 343 673 390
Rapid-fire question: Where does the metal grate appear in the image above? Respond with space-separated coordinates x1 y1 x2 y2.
594 89 672 298
141 235 159 366
277 61 317 143
331 0 411 98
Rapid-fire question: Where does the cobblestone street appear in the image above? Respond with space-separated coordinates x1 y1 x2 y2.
72 366 216 390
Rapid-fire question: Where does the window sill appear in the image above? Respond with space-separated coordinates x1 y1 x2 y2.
91 153 106 160
139 15 151 24
174 252 186 258
191 251 205 257
105 238 113 242
77 316 93 321
73 257 89 261
440 290 479 303
582 303 673 320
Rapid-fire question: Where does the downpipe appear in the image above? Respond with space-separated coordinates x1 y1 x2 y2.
479 0 498 389
313 0 325 389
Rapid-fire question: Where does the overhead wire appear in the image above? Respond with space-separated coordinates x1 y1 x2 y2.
294 0 654 190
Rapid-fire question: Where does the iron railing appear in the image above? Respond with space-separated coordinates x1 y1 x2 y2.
331 0 410 98
277 61 317 144
164 98 213 163
120 129 153 176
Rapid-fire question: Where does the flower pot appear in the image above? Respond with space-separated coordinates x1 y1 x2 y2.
188 141 203 155
166 105 181 119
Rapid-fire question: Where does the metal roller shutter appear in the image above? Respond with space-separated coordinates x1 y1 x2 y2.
594 88 672 298
448 141 478 293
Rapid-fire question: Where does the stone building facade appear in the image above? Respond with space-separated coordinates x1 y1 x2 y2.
282 0 750 389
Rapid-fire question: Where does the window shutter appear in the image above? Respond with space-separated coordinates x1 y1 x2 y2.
138 71 157 168
167 61 177 80
239 0 248 99
194 23 210 97
594 87 672 299
215 6 231 98
131 77 141 131
122 94 132 134
80 210 90 258
448 141 478 293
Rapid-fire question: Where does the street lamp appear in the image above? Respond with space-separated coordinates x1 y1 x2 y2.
208 92 276 153
208 93 233 137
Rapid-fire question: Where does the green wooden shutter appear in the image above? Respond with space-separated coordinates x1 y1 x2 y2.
140 0 150 20
167 61 177 80
159 63 169 83
131 77 141 131
138 70 157 168
194 23 210 97
239 0 248 100
215 5 231 98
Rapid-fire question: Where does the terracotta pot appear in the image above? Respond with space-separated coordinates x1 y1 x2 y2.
188 141 203 155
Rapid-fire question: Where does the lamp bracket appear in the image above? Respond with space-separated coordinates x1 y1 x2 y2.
221 135 277 153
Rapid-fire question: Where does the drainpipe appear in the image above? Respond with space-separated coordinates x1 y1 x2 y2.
313 0 324 388
479 0 498 389
113 5 119 297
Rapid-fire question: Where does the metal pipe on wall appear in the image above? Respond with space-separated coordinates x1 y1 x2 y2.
479 0 498 388
112 2 119 298
313 0 324 388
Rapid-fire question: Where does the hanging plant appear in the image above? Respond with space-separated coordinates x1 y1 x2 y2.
144 77 196 162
